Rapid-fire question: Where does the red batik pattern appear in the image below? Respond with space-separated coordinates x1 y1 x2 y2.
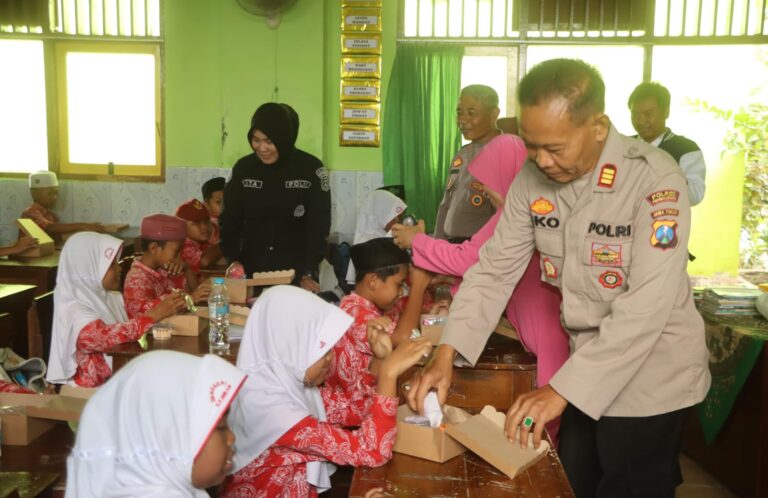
123 260 178 319
21 203 59 230
72 316 153 387
219 393 397 498
0 380 35 394
179 237 209 277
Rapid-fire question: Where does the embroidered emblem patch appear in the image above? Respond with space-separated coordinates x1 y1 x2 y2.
395 206 404 214
530 197 555 215
591 243 622 267
452 157 463 168
293 205 305 217
315 167 330 192
646 190 679 205
651 220 678 250
104 247 115 260
543 258 558 279
651 208 680 219
598 271 622 289
470 193 484 207
209 380 233 407
597 164 616 188
242 179 263 189
320 340 326 348
193 199 203 209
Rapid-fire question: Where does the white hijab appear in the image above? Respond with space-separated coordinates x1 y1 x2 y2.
47 232 128 384
66 351 247 498
229 285 354 492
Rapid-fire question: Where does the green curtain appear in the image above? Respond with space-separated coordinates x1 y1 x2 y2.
382 43 463 232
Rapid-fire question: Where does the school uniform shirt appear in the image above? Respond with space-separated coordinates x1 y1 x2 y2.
220 383 397 498
179 237 209 278
441 126 711 420
324 292 396 404
646 128 706 206
21 202 59 230
0 380 35 394
220 150 331 277
122 260 178 319
433 139 496 240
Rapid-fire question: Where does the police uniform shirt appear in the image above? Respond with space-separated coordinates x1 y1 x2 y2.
441 126 710 420
434 141 496 240
220 150 331 277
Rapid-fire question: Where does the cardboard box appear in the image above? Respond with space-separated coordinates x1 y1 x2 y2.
393 404 469 463
494 316 520 341
196 304 250 327
14 219 55 258
215 270 295 304
444 405 549 479
164 313 206 336
420 314 448 343
0 392 90 445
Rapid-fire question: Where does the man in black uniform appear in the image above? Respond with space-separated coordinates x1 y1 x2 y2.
220 103 331 291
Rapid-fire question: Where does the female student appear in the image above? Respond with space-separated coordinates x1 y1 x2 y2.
46 232 184 387
221 286 432 497
390 134 569 443
66 350 246 497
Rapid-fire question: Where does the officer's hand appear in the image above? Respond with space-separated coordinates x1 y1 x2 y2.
405 344 454 414
299 276 321 293
391 220 425 250
505 384 568 450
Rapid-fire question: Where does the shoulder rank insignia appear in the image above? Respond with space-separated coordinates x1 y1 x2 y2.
650 220 678 250
597 164 616 188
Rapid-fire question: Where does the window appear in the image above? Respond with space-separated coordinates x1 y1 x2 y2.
0 0 163 180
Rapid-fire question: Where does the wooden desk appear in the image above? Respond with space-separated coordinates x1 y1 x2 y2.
0 254 59 297
0 284 37 357
108 333 239 373
0 422 74 497
349 445 574 497
399 333 537 412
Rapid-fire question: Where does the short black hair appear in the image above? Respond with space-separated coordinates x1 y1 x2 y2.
518 58 605 125
354 263 407 284
140 238 171 252
202 177 225 201
627 82 671 112
460 84 499 110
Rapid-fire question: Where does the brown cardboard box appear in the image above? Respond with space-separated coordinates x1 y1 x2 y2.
444 405 549 479
393 404 469 463
165 313 206 336
14 219 55 258
196 304 250 327
420 314 448 343
494 316 520 341
0 392 90 445
212 270 295 304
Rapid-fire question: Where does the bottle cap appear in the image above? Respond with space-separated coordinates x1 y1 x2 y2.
213 277 225 284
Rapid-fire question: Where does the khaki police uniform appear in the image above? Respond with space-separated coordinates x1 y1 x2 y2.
442 126 710 420
434 140 496 240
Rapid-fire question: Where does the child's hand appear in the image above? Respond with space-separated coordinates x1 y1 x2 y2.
11 235 38 254
147 293 187 322
380 337 432 379
191 281 212 303
367 317 393 359
164 258 186 276
409 265 433 291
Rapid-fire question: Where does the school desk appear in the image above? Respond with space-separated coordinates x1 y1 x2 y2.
0 284 37 357
0 421 73 497
0 253 59 297
349 442 574 497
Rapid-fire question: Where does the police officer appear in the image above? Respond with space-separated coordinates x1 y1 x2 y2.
434 85 501 242
407 59 710 498
220 103 331 291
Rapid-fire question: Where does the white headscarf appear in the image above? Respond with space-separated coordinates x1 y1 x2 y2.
353 190 407 244
229 285 354 492
47 232 128 384
66 350 247 498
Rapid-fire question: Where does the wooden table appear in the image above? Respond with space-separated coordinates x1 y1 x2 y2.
0 254 59 297
0 422 74 497
0 284 37 357
107 333 239 372
399 333 537 412
349 445 574 497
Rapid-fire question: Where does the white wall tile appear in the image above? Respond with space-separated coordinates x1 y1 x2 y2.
355 171 384 211
72 181 112 223
150 168 189 215
111 183 150 226
329 170 356 240
0 224 16 246
0 179 29 225
187 167 224 202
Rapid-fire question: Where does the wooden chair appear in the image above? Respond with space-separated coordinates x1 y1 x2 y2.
27 291 54 360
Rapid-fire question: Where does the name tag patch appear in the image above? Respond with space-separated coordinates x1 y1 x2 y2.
533 216 560 228
651 220 678 250
587 223 631 238
591 243 622 267
285 180 311 189
646 190 679 205
651 208 679 219
598 271 623 289
242 179 263 189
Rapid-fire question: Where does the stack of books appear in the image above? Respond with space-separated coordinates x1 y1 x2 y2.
699 287 764 316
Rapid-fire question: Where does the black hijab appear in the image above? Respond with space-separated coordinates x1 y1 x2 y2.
247 102 299 160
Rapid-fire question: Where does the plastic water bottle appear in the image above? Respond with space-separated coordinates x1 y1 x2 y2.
208 277 230 354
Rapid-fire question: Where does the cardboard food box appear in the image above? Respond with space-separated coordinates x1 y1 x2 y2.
444 405 549 479
164 313 206 336
14 219 55 258
0 391 91 445
218 269 295 304
494 316 520 341
196 304 250 327
393 404 469 463
420 314 448 343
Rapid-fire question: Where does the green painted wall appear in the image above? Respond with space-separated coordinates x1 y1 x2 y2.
164 0 325 168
